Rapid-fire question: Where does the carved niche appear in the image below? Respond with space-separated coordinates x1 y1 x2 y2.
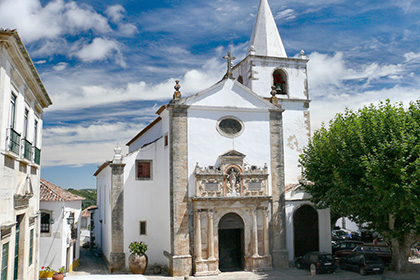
194 150 269 198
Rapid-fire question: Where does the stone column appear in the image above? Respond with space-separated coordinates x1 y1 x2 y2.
269 108 289 268
263 208 270 256
168 104 192 276
207 210 215 260
252 208 259 257
194 211 202 261
109 144 126 272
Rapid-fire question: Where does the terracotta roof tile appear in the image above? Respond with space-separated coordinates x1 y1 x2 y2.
40 179 86 202
81 205 97 217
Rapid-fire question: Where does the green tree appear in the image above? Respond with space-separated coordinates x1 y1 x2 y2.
300 100 420 273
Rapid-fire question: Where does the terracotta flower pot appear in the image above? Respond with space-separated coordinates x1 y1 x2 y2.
129 253 148 274
52 272 64 280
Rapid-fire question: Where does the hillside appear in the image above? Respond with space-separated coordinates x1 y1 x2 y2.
67 188 96 209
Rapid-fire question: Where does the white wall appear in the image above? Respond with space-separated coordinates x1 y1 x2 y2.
39 201 82 271
95 165 112 262
187 108 272 196
0 39 46 280
123 133 170 268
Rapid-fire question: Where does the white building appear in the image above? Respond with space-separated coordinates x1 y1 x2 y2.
93 0 330 276
39 179 85 274
0 29 52 280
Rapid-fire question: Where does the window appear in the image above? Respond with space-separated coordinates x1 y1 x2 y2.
273 69 287 95
164 134 168 147
217 116 244 138
34 120 38 147
40 212 51 233
136 160 152 180
139 221 147 235
9 93 16 129
23 109 29 139
29 229 33 265
1 243 9 280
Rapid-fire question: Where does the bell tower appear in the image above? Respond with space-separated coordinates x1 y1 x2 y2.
232 0 310 187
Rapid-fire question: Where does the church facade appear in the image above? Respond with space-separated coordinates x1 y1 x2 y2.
93 0 331 276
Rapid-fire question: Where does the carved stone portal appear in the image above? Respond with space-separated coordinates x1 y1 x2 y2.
194 150 268 198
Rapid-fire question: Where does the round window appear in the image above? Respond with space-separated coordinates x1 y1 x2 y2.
217 116 244 138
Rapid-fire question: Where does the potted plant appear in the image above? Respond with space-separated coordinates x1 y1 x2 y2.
39 266 54 278
52 266 66 280
128 241 148 274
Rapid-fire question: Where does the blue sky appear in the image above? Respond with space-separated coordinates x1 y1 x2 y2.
1 0 420 189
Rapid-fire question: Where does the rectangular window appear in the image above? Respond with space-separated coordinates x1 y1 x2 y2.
40 212 51 233
34 120 38 147
9 93 16 129
136 160 152 180
139 221 147 235
29 229 33 265
164 134 168 147
1 243 9 280
23 109 29 139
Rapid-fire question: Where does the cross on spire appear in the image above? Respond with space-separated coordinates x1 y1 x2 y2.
223 51 236 79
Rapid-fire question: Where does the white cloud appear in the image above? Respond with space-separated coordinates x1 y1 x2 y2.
73 38 125 66
47 56 224 111
106 5 125 23
42 122 138 166
308 52 346 88
0 0 111 43
53 62 68 71
275 9 297 20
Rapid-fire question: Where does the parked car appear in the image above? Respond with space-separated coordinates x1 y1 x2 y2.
295 252 337 274
353 245 392 265
332 230 351 241
340 252 385 275
332 240 364 256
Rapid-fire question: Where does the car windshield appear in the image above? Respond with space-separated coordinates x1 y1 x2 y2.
320 254 334 262
365 254 382 263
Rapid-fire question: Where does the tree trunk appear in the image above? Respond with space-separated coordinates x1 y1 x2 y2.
390 231 417 273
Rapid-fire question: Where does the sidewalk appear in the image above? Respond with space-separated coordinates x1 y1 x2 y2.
68 249 420 280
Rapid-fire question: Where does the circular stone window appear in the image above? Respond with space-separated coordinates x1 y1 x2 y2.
217 116 244 138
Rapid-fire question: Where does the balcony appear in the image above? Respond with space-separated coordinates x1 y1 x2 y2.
23 139 33 161
34 147 41 165
8 128 21 155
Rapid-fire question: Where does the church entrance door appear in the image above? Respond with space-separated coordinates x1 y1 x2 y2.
293 205 319 258
218 213 244 272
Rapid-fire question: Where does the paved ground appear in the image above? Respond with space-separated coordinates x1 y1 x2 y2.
68 248 420 280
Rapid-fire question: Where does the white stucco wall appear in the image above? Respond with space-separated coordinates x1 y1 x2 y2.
123 132 170 268
39 201 82 271
187 108 272 196
282 109 310 185
0 39 47 280
95 165 113 262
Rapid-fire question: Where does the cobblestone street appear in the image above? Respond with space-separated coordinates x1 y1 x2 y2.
68 248 420 280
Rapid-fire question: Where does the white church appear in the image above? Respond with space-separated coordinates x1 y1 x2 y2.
93 0 331 276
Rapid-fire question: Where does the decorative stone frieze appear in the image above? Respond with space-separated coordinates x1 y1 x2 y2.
195 150 269 198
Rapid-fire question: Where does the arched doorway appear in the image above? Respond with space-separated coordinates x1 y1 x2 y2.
218 213 244 271
293 205 319 258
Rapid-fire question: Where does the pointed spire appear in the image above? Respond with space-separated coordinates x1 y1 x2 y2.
248 0 287 58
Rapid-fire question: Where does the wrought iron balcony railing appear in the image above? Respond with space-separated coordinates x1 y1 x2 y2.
8 128 21 155
34 147 41 165
23 139 33 161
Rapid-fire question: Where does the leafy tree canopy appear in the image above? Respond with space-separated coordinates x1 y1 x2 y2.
300 100 420 272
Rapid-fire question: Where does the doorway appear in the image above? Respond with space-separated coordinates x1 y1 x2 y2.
293 205 319 258
218 213 244 272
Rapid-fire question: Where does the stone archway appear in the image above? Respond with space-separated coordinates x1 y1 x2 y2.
293 204 319 258
218 213 245 271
